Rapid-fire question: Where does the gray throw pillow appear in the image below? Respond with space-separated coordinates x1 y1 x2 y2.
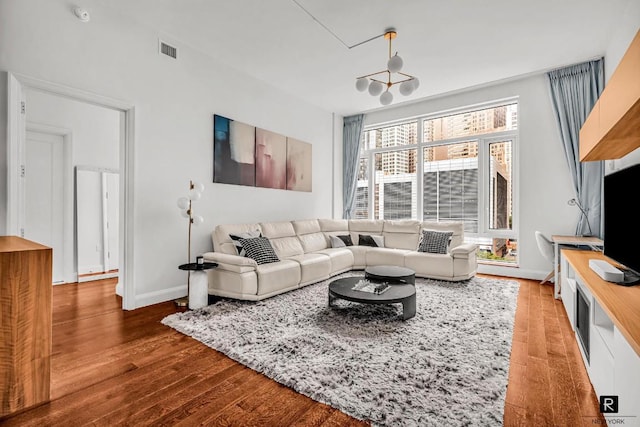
417 230 453 254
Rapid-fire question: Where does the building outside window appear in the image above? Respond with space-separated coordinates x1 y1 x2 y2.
355 102 518 265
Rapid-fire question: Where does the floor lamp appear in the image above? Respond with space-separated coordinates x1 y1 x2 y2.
568 198 593 237
175 180 205 306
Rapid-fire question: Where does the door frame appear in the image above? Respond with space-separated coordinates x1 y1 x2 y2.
25 124 74 283
7 72 137 310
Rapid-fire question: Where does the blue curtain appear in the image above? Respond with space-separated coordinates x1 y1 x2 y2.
343 114 364 219
547 59 604 237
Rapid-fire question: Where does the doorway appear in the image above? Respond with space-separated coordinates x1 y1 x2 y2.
24 130 66 283
76 167 120 283
6 72 136 309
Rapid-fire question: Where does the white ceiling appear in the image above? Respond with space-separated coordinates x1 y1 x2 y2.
102 0 630 115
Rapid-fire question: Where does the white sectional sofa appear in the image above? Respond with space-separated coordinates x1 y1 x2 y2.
203 219 478 301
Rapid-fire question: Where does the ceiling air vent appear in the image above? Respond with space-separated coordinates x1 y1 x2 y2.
159 40 177 59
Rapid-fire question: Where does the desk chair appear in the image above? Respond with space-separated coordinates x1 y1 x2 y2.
535 231 555 284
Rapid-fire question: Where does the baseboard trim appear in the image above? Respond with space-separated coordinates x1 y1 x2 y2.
478 264 549 281
135 285 186 309
78 272 119 282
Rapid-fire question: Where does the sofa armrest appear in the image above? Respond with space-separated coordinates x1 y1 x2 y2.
450 244 478 258
203 252 258 270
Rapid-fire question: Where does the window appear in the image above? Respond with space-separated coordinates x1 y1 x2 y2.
374 149 417 220
357 102 518 265
354 158 369 219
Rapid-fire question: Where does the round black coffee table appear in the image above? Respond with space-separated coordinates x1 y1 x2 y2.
365 265 416 285
328 276 416 320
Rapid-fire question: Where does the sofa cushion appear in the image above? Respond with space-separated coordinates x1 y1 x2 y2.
287 253 331 285
298 232 328 253
213 223 263 255
255 260 301 295
405 252 454 278
349 219 384 247
269 236 304 259
383 220 421 233
418 230 453 254
346 246 367 268
329 235 353 248
349 219 385 232
383 220 421 250
292 219 321 235
358 234 384 247
260 221 296 238
240 237 280 265
318 218 349 232
315 248 355 274
365 248 410 267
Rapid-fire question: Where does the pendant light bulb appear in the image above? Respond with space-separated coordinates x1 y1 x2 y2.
399 80 414 96
387 54 403 73
380 91 393 105
368 80 384 96
356 77 369 92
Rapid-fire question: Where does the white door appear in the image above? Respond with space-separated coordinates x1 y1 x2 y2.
105 172 119 272
24 131 65 283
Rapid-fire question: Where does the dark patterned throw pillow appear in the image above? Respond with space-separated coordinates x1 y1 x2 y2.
239 236 280 265
330 235 353 248
417 230 453 254
358 234 384 247
230 230 262 256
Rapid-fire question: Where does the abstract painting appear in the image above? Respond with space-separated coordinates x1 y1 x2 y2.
213 115 255 186
286 138 312 192
255 128 287 190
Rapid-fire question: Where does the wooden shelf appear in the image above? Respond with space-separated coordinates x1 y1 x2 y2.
580 29 640 161
562 249 640 357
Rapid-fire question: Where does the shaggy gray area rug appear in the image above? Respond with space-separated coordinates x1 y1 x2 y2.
162 273 519 426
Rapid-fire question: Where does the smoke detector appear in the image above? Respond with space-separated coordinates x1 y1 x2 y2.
74 7 90 22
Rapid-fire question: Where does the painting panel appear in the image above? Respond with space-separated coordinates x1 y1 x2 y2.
286 138 312 192
255 128 287 189
213 114 255 186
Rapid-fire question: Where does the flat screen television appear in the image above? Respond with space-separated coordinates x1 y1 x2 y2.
603 163 640 285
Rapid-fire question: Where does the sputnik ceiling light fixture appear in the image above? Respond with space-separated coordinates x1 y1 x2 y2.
355 29 420 106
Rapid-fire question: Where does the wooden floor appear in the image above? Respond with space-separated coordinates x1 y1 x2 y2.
1 275 604 426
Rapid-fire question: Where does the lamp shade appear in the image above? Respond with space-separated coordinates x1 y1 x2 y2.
380 91 393 105
399 80 414 96
387 54 403 73
177 197 189 209
355 77 369 92
368 80 384 96
412 77 420 90
188 189 201 201
192 181 205 193
192 215 204 226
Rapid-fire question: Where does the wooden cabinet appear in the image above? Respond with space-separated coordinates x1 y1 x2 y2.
560 250 640 424
580 29 640 161
0 236 52 417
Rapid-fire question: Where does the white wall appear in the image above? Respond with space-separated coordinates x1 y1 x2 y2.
0 0 334 307
26 90 120 169
363 74 576 280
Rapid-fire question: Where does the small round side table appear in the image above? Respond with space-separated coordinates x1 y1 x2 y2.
176 262 217 309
